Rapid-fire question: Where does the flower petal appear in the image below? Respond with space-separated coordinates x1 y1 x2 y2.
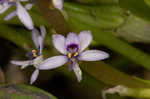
30 69 39 84
78 31 92 52
11 60 32 69
66 32 79 47
40 25 46 39
73 63 82 82
24 3 33 10
33 55 43 67
0 3 11 14
16 2 34 30
32 28 40 48
52 34 67 54
38 56 68 70
79 50 109 61
4 11 16 21
38 36 44 54
52 0 63 10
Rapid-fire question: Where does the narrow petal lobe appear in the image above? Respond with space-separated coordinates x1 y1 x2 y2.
38 56 68 70
73 63 82 82
16 2 34 30
52 0 63 10
52 34 67 54
30 69 39 84
0 4 11 14
66 32 79 47
78 31 92 52
11 60 32 66
32 28 40 48
40 25 46 39
79 50 109 61
4 11 16 20
11 60 32 69
25 3 33 10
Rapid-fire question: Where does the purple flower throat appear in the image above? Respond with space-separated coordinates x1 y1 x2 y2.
67 44 79 71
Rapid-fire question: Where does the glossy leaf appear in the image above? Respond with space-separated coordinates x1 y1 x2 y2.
0 84 57 99
116 14 150 43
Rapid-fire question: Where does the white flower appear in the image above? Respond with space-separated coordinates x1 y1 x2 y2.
52 0 63 11
11 26 46 84
0 0 34 30
38 31 109 82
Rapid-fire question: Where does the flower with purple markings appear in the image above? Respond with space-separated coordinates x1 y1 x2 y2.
11 25 46 84
0 0 34 30
38 31 109 82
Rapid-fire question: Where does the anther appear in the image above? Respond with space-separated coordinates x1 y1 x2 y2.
32 49 36 53
67 53 72 58
74 52 79 57
32 49 38 58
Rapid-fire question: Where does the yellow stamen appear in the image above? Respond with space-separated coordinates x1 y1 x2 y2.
71 58 75 62
32 49 38 58
32 49 37 53
67 53 72 58
9 0 14 2
74 52 79 57
33 53 38 57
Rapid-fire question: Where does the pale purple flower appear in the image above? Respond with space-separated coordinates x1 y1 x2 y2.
0 0 34 30
11 25 46 84
38 31 109 82
52 0 63 11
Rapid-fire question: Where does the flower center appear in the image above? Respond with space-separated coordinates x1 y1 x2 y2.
67 52 79 71
27 49 40 60
67 43 79 52
32 49 39 58
67 52 79 61
66 43 79 62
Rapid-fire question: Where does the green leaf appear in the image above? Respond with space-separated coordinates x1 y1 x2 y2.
76 0 118 4
144 0 150 7
116 14 150 43
81 61 150 88
119 0 150 21
64 3 125 30
0 84 57 99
